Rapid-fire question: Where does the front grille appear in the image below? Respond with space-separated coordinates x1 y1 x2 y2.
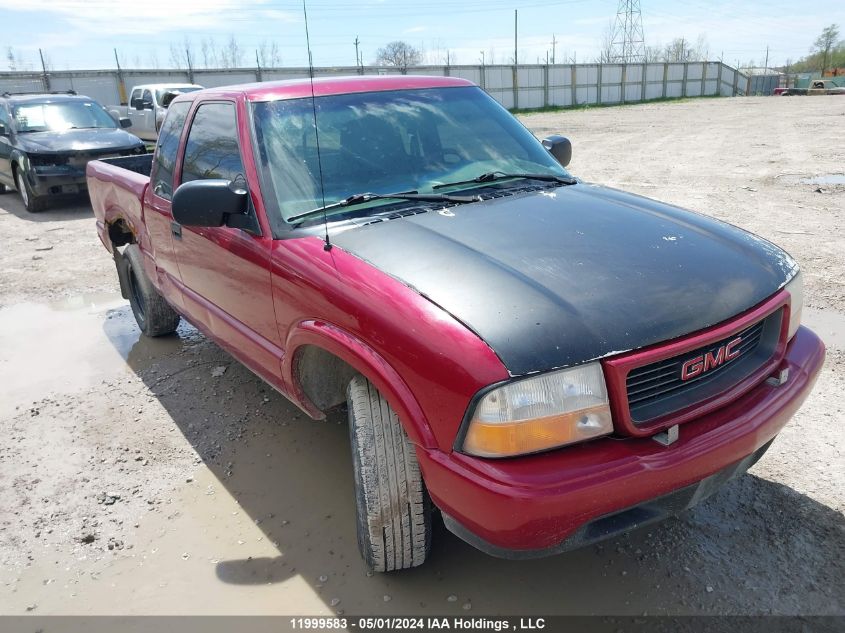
625 310 781 424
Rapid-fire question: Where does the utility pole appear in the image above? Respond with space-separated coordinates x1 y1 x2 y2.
354 36 361 71
513 9 518 66
764 45 769 73
480 50 485 66
551 34 557 64
114 48 127 104
255 49 263 82
185 47 194 83
446 50 450 67
38 48 50 91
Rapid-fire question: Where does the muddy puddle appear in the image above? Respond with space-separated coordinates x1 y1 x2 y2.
777 173 845 187
801 175 845 186
0 293 193 416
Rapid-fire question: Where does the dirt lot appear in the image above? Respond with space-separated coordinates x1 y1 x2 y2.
0 96 843 617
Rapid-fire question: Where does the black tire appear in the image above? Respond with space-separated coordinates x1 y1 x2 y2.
15 168 49 212
121 244 181 337
347 375 432 572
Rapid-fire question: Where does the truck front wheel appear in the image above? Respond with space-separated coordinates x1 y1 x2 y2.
121 244 181 337
347 375 432 572
16 169 49 213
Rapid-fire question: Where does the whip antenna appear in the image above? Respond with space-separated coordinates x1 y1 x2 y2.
303 0 331 251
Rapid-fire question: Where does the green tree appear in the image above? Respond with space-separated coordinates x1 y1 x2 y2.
814 24 840 74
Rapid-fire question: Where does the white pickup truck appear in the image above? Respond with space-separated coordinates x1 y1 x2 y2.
108 83 202 141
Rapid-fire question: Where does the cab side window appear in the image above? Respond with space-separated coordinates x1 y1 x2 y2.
181 102 245 184
130 89 142 109
0 104 10 131
151 101 190 200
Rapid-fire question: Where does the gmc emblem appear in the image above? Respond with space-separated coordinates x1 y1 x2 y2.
681 337 743 381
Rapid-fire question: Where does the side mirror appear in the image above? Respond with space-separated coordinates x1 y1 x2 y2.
542 135 572 167
172 179 249 228
119 117 132 129
0 123 8 136
131 99 143 110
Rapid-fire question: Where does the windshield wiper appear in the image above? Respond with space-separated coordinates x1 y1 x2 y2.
433 171 577 190
287 191 481 223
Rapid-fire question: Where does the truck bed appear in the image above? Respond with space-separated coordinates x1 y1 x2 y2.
86 154 153 254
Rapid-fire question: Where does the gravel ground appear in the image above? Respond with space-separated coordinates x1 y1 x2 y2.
0 95 842 616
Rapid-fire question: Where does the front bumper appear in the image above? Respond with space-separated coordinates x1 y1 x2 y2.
418 325 825 557
27 165 87 196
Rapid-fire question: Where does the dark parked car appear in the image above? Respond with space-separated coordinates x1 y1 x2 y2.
0 91 146 212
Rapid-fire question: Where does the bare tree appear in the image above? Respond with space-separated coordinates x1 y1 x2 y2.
375 41 422 67
217 35 243 69
597 21 614 63
6 46 19 71
257 40 281 68
148 51 160 70
662 35 709 62
814 24 840 74
692 34 710 61
643 44 662 63
169 38 195 70
200 38 218 69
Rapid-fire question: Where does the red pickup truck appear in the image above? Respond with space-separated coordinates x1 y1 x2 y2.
87 76 825 572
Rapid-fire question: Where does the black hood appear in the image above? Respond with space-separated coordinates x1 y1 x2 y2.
15 128 142 153
332 184 798 376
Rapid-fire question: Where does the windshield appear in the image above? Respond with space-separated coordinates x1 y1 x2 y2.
12 101 118 133
251 86 570 223
155 86 201 104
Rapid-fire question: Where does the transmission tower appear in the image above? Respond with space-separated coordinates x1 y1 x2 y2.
609 0 645 63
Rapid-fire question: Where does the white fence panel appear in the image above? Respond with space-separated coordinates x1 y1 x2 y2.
0 62 747 112
645 82 664 99
624 83 642 101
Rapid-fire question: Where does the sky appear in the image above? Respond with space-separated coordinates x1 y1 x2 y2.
1 0 843 72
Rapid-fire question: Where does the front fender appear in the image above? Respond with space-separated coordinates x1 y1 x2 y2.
10 150 30 180
283 319 438 449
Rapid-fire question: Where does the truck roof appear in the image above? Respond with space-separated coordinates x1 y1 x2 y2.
131 83 203 90
0 92 93 104
171 75 475 104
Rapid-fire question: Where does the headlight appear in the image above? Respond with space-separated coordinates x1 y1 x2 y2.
784 271 803 341
462 362 613 458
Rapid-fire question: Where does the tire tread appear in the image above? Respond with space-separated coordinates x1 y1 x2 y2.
348 375 431 572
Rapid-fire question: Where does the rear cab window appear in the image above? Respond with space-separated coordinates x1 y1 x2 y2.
151 101 190 200
180 102 246 184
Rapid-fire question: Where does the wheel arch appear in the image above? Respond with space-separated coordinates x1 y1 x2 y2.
285 320 437 449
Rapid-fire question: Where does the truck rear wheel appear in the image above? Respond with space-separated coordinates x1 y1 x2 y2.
347 375 431 572
121 244 181 337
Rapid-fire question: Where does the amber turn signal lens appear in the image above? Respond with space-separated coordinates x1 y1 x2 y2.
463 405 613 457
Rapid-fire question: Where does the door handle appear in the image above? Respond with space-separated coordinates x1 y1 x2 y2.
171 222 182 240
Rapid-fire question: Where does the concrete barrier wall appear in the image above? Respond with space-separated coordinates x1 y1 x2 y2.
0 62 749 111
